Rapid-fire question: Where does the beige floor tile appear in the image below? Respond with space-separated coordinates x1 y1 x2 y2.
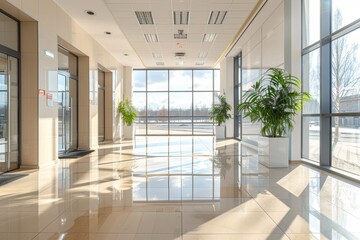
182 211 283 234
182 233 290 240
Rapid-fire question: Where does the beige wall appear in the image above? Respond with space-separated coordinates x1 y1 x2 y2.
2 0 124 168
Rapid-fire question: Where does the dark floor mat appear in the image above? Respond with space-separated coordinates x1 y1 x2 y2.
0 174 28 186
59 150 94 159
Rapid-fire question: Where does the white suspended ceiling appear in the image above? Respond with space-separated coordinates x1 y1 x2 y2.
54 0 260 68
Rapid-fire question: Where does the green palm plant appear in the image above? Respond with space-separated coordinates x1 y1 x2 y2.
117 98 137 126
210 94 232 126
237 68 311 137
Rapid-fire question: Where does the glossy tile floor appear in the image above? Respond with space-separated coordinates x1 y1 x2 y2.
1 137 360 240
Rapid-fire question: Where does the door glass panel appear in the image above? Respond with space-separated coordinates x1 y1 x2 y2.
69 78 77 150
98 70 105 142
58 74 66 152
0 53 8 172
9 56 18 170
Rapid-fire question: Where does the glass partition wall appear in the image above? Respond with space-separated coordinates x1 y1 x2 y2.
0 12 20 174
133 69 220 136
302 0 360 176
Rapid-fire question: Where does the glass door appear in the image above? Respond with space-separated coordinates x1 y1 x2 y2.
58 74 77 153
98 70 105 142
0 53 19 173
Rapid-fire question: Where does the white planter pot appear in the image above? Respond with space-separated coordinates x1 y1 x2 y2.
215 125 225 139
258 136 289 168
123 125 134 139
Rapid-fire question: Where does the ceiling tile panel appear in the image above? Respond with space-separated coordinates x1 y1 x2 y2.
54 0 260 68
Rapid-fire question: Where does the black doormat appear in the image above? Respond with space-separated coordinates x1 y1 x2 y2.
59 150 95 159
0 174 28 186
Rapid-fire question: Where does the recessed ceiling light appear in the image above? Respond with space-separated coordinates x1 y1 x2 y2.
105 31 111 35
85 10 95 16
152 53 162 58
173 11 190 25
135 11 154 24
195 61 204 65
203 33 217 42
144 34 159 43
198 52 208 58
156 62 164 66
208 11 227 24
176 61 184 65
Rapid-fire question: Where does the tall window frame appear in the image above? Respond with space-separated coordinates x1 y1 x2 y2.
302 0 360 176
132 69 220 136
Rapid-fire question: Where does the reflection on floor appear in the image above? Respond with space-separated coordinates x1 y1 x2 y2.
1 136 360 240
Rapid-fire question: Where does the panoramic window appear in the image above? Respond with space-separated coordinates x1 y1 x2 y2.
132 69 220 136
302 0 360 175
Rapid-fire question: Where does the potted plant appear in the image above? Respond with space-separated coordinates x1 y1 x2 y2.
237 68 310 167
117 98 137 139
210 94 232 139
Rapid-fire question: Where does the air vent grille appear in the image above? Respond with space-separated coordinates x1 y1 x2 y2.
208 11 227 24
144 34 158 43
135 11 154 24
203 33 217 42
173 11 190 25
175 52 186 57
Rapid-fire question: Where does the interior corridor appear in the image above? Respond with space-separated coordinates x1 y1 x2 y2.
0 137 360 239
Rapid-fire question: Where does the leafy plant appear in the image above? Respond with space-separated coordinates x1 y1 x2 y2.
237 68 311 137
117 98 137 126
210 94 232 126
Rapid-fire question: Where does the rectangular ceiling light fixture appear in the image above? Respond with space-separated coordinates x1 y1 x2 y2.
156 62 164 66
203 33 217 42
144 33 159 42
208 11 227 24
198 52 208 58
195 61 204 65
135 11 154 24
152 53 162 58
173 11 190 25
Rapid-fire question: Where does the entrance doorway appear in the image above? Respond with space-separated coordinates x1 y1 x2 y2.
98 70 105 142
58 47 78 154
0 53 19 173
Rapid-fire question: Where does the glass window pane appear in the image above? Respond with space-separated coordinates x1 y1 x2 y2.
193 70 213 91
169 70 192 91
148 70 168 91
332 116 360 175
302 117 320 162
214 70 220 91
193 92 212 116
133 70 146 91
147 92 168 116
169 92 192 116
133 92 146 116
148 176 168 201
193 117 213 135
148 117 168 135
135 117 146 135
302 0 320 47
169 176 182 200
170 117 192 135
194 176 213 199
303 48 320 114
0 12 18 51
332 0 360 32
331 29 360 113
